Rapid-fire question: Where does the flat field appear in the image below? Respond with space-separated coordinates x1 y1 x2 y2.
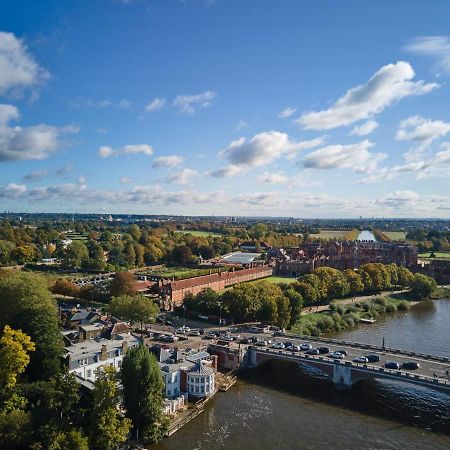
418 252 450 259
383 231 407 240
310 230 350 240
173 230 223 237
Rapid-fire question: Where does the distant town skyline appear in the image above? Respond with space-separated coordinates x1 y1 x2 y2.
1 0 450 217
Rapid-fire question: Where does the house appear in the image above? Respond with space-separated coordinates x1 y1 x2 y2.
67 310 100 330
64 333 139 382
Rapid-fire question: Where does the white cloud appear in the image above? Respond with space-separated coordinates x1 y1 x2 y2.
215 131 325 177
208 164 244 178
350 120 378 136
303 140 387 173
0 31 49 97
173 91 216 114
119 177 131 184
296 62 438 130
256 172 289 184
98 144 154 158
152 155 184 168
145 98 166 112
406 36 450 75
24 168 48 182
278 107 297 118
395 116 450 145
0 104 78 162
167 168 198 185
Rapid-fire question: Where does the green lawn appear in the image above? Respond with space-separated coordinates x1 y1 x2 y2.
419 251 450 259
383 231 407 241
310 230 350 240
262 276 297 284
173 230 223 237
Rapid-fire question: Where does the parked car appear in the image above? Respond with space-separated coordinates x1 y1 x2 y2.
240 337 250 344
146 332 154 339
255 340 270 347
402 361 420 370
291 345 301 352
366 354 380 363
384 361 400 370
272 342 285 349
335 350 347 356
318 347 330 354
176 326 190 334
306 348 319 355
166 335 178 342
353 356 369 364
189 329 201 336
300 343 312 351
329 351 345 359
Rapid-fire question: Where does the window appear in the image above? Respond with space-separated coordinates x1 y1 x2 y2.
87 370 92 378
195 385 199 393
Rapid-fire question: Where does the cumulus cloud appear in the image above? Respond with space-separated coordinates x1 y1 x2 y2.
278 107 297 118
98 144 154 158
406 36 450 75
152 155 183 168
173 91 216 114
256 172 289 185
0 104 78 162
234 120 248 131
208 164 244 178
303 140 387 173
166 168 198 185
214 131 325 177
395 116 450 146
296 62 438 130
350 120 378 136
0 31 49 97
145 98 166 112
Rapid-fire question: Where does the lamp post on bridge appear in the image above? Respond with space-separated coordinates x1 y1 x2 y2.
382 336 385 350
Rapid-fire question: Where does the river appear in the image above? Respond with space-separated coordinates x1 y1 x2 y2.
152 300 450 450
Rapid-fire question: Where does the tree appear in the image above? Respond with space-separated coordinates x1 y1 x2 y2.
124 241 136 267
0 272 62 381
294 281 319 306
343 269 364 295
171 245 194 265
198 245 216 260
12 245 36 264
90 366 131 450
110 271 138 297
110 295 159 329
129 224 141 242
410 273 437 299
121 345 168 443
248 223 268 240
0 408 32 449
0 325 35 391
52 278 79 298
64 241 89 268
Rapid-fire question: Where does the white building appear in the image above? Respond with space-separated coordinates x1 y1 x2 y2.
187 362 215 397
64 333 139 382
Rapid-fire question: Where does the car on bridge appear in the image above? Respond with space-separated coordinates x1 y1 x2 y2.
401 361 420 370
300 343 312 351
318 346 330 354
353 356 369 364
365 354 380 363
272 342 285 349
306 348 320 355
335 350 347 356
384 361 401 370
328 351 345 359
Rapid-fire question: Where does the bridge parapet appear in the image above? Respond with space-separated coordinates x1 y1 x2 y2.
280 333 450 363
248 347 450 391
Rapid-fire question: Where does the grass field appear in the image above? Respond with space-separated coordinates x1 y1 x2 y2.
147 266 227 280
383 231 407 240
174 230 223 237
261 276 297 284
419 251 450 259
310 230 351 240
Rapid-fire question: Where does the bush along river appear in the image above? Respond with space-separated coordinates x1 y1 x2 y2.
151 299 450 450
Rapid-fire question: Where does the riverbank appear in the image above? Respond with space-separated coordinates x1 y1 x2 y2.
291 295 411 336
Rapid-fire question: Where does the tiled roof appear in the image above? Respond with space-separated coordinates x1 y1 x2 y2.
188 361 214 376
166 266 272 291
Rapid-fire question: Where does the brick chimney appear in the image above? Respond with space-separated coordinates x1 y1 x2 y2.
100 344 108 361
122 341 128 355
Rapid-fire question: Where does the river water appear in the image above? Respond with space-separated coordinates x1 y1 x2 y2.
152 300 450 450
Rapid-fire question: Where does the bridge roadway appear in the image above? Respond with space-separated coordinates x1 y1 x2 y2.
243 334 450 391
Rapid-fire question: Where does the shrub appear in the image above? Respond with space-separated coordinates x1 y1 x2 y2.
397 301 409 311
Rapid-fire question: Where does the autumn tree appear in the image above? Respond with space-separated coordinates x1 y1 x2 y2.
52 278 79 298
109 271 137 297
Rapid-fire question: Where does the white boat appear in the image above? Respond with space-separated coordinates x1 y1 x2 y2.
360 318 376 324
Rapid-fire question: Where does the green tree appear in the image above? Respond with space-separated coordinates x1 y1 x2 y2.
171 245 194 265
129 224 141 242
64 241 89 268
0 408 32 449
0 272 62 381
121 345 168 443
294 281 319 306
12 245 36 264
110 295 159 329
90 366 131 450
410 273 437 299
343 269 364 295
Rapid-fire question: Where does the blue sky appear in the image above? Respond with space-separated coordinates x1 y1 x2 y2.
1 0 450 217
